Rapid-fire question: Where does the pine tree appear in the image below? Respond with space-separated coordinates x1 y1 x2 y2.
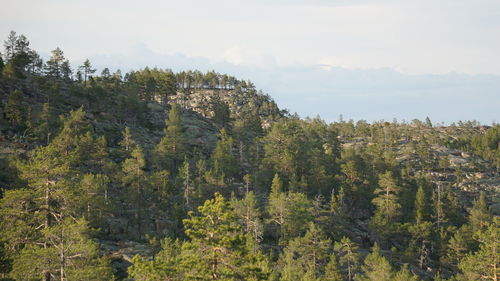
267 173 287 240
408 184 434 269
356 243 393 281
78 59 96 85
45 47 67 79
322 256 344 281
267 175 313 244
231 191 263 242
210 128 238 182
334 237 360 281
392 265 419 281
369 171 401 240
121 145 147 237
35 102 58 144
280 223 332 281
414 185 430 224
179 159 194 210
458 217 499 281
181 193 270 280
328 187 348 238
154 104 186 172
445 226 474 271
469 192 492 233
270 173 283 195
128 238 182 281
10 219 113 281
119 126 137 158
4 90 25 128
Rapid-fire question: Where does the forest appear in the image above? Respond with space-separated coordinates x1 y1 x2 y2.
0 31 498 281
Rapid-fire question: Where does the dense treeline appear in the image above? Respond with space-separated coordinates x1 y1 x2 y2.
0 31 498 281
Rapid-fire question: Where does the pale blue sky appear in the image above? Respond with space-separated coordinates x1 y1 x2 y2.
2 0 500 123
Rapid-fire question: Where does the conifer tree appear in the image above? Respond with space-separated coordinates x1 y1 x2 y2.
280 223 332 281
323 256 344 281
154 104 186 172
356 243 393 281
469 192 492 233
35 102 57 144
179 159 194 210
231 191 264 242
392 265 419 281
128 238 182 281
45 47 67 79
122 145 147 236
210 128 238 182
369 171 401 241
181 193 270 280
458 217 499 281
409 184 433 269
414 185 430 224
119 126 137 158
267 174 313 244
334 237 360 281
4 90 25 128
78 59 96 85
10 219 113 281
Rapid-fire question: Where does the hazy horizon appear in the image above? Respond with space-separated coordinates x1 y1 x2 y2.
3 0 499 124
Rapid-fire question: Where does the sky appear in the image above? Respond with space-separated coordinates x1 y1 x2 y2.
2 0 500 124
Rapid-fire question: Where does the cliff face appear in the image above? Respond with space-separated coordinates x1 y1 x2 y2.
168 88 283 127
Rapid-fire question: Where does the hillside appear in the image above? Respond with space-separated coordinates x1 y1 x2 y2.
0 31 499 281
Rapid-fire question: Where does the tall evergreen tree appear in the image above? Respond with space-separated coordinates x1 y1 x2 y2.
369 171 401 242
10 219 113 281
334 237 360 281
45 47 67 79
458 217 499 281
468 192 492 233
231 191 264 242
154 104 186 172
181 193 270 280
356 243 393 281
280 223 332 281
78 59 96 85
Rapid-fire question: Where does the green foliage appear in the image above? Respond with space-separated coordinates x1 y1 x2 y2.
279 223 332 281
1 31 496 281
469 192 492 233
128 238 182 281
10 219 113 281
323 256 344 281
334 237 360 281
267 188 313 245
369 171 401 239
4 90 25 128
356 243 393 281
210 128 238 182
154 104 186 172
181 193 270 280
458 218 499 281
231 191 263 242
414 185 430 224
